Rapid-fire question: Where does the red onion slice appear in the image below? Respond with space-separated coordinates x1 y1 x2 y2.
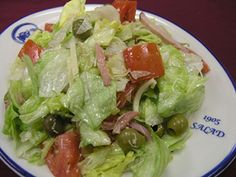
129 121 152 141
101 115 118 131
113 111 139 134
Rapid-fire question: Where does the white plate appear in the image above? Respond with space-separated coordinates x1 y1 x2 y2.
0 5 235 177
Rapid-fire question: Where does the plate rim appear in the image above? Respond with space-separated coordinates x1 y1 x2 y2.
0 4 235 177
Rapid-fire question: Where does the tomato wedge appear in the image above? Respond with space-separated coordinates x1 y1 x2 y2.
18 39 42 64
201 60 210 74
123 43 165 82
44 23 54 32
45 131 80 177
112 0 137 22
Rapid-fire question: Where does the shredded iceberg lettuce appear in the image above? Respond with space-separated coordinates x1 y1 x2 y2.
130 133 170 177
79 143 135 177
158 45 206 118
2 0 208 176
59 0 86 27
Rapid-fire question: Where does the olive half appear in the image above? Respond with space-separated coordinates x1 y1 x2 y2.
43 114 65 137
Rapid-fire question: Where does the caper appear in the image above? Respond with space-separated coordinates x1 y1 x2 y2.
167 114 188 136
72 18 92 41
155 123 165 137
116 128 145 153
43 114 64 137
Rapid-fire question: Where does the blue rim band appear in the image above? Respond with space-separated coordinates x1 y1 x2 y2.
202 145 236 177
0 148 34 177
0 5 235 177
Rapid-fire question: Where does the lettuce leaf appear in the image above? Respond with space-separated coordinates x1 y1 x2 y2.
131 21 162 45
61 76 84 115
106 54 129 92
59 0 86 27
30 30 53 48
16 130 48 160
92 5 120 23
130 133 170 177
77 42 96 72
19 95 65 125
86 19 120 47
105 37 127 57
79 143 135 177
116 23 133 41
23 56 39 96
162 129 191 152
139 98 163 126
79 122 111 147
8 80 32 109
157 45 206 117
37 48 69 97
75 71 117 129
2 103 20 141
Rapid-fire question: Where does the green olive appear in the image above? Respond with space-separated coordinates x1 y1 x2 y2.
167 114 189 136
116 128 145 153
72 18 92 41
156 124 165 137
43 114 64 137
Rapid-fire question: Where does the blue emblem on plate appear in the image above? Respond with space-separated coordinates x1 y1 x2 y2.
11 23 38 44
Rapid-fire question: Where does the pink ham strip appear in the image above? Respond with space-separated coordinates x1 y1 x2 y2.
140 12 211 73
140 12 194 54
129 121 152 141
95 43 111 86
113 111 139 134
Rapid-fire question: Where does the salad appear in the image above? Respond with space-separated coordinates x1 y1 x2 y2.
2 0 210 177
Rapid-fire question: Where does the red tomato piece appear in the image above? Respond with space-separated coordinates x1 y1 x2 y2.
45 131 81 177
18 39 42 64
123 43 165 82
201 59 210 74
112 0 137 22
44 23 54 32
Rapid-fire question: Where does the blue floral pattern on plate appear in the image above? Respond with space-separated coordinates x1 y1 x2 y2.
11 23 38 44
